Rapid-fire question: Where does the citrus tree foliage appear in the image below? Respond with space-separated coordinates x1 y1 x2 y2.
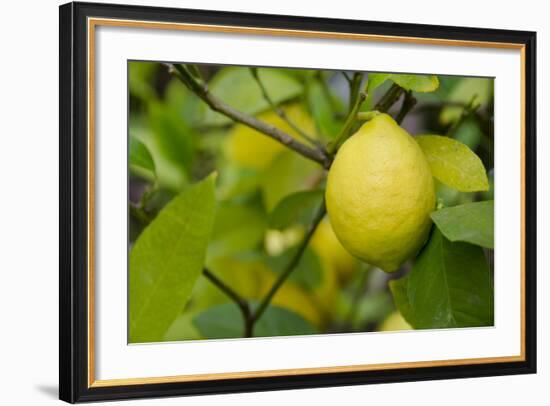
129 62 495 342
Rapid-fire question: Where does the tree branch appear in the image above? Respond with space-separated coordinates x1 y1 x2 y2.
167 64 331 169
249 68 320 147
395 91 417 124
203 268 254 337
251 199 326 329
348 72 364 114
374 83 405 113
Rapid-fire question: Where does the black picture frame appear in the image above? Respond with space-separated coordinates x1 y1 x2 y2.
59 1 537 403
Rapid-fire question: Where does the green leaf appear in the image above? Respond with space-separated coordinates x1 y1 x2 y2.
203 67 302 126
307 79 341 138
129 135 155 181
163 313 202 341
431 200 494 249
193 303 317 339
368 73 439 93
261 150 322 211
388 277 414 324
207 201 267 260
390 229 493 329
389 74 439 93
367 73 391 93
269 189 324 230
129 174 217 343
416 135 489 192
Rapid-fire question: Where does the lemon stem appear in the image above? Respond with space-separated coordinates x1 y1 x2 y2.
374 83 404 112
356 111 381 121
348 72 364 114
328 91 367 155
396 91 418 124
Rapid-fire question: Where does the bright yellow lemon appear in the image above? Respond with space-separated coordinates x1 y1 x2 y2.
326 113 435 272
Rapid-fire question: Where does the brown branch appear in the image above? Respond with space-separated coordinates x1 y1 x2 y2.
168 64 331 169
203 268 253 337
249 67 321 147
251 199 326 329
374 83 405 113
395 91 417 124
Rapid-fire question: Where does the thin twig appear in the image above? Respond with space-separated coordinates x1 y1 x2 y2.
129 204 152 224
446 95 481 136
167 63 331 169
185 64 204 82
249 68 320 147
341 71 352 85
316 71 341 115
348 72 364 114
203 268 253 337
251 200 327 328
327 92 367 155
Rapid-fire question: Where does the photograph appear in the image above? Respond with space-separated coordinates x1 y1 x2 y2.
56 2 536 402
127 62 495 343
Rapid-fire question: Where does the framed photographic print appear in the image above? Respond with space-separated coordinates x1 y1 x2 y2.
59 1 537 403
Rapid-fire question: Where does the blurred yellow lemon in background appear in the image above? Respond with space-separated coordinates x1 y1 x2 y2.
196 256 324 328
224 104 316 170
310 218 359 283
326 114 435 272
378 311 412 331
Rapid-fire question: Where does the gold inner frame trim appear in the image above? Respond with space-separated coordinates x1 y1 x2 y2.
87 17 527 388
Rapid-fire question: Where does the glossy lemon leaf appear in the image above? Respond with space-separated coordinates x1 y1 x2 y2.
367 73 391 93
416 135 489 192
129 174 217 343
390 74 439 93
368 73 439 93
431 200 494 249
390 229 493 329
